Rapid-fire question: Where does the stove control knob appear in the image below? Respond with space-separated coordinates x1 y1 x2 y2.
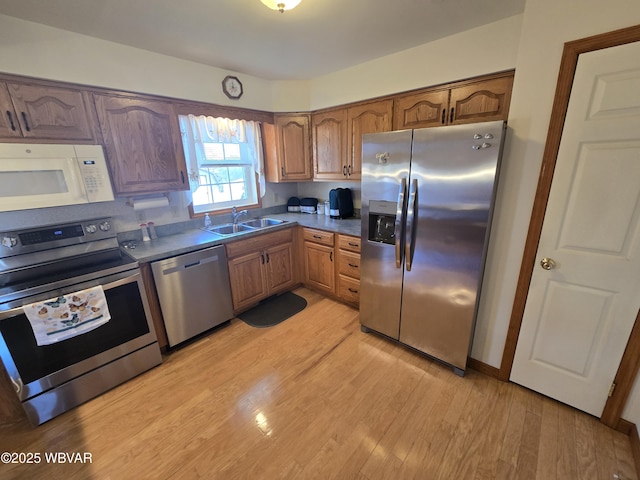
2 236 18 248
99 221 111 232
85 224 97 234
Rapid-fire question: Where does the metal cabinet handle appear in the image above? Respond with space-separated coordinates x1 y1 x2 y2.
348 288 359 293
21 112 30 132
343 165 347 176
330 251 333 262
348 242 359 247
441 108 446 124
266 253 270 263
347 165 351 176
6 111 16 131
261 254 265 264
540 257 556 270
180 171 185 184
449 107 454 123
348 263 358 268
313 235 322 239
395 177 407 268
281 166 285 177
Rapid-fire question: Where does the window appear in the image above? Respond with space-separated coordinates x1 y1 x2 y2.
179 115 265 215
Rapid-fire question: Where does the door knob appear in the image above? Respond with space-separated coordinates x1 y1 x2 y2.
540 257 556 270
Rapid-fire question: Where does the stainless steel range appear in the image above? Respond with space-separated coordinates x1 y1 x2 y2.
0 218 162 425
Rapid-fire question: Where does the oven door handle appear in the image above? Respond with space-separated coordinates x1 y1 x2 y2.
0 271 141 321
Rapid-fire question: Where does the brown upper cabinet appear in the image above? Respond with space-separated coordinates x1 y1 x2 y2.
393 73 514 130
311 108 348 180
392 88 450 130
347 100 393 181
0 82 97 141
264 113 312 182
93 93 189 195
311 100 393 182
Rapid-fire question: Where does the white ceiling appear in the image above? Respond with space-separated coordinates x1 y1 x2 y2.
0 0 526 80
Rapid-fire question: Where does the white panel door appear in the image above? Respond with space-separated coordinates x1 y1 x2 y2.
510 41 640 416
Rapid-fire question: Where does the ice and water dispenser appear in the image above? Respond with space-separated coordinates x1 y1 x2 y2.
367 200 397 245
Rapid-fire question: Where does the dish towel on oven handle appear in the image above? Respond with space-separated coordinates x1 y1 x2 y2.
24 285 111 346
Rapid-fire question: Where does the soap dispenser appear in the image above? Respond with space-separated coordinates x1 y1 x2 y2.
204 213 212 228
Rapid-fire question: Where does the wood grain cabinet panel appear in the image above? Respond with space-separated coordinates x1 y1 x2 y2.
304 241 335 295
393 88 450 130
302 227 335 295
347 100 393 181
311 108 348 180
448 75 514 125
226 228 296 311
93 94 188 195
0 82 96 141
228 251 269 311
265 242 295 293
264 114 311 182
336 234 361 307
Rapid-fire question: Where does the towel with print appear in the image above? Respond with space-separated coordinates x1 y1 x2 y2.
24 285 111 346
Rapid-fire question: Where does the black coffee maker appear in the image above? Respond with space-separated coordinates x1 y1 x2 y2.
329 188 354 219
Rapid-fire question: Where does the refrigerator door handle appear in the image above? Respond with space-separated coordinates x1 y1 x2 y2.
395 177 407 268
405 178 418 271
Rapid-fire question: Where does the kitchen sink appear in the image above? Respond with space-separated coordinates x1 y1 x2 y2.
240 218 286 228
204 223 256 236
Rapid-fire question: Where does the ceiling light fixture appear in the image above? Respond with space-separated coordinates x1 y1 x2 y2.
260 0 302 13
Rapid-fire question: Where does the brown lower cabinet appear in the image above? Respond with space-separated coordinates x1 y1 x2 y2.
301 228 362 307
226 228 296 312
302 228 336 295
336 234 361 306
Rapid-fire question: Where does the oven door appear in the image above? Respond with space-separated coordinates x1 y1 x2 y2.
0 268 158 402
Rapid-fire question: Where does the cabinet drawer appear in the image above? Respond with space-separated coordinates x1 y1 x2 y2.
303 228 334 246
338 250 360 279
226 228 293 259
338 235 361 253
338 275 360 304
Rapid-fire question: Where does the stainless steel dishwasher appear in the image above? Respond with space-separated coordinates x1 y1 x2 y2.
151 245 234 347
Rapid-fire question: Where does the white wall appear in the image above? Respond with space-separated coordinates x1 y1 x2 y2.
475 0 640 424
308 15 522 110
0 14 278 111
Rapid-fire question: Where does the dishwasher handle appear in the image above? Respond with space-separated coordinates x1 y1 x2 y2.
160 253 222 276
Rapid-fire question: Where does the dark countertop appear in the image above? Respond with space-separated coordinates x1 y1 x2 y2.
122 213 362 264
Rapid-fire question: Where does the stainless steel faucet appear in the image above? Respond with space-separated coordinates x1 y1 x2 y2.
231 206 248 224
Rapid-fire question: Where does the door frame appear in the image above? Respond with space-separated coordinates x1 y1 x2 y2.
499 24 640 429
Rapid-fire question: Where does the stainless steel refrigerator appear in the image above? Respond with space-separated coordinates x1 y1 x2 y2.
360 120 506 375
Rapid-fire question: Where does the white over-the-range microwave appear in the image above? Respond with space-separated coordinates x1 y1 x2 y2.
0 143 115 212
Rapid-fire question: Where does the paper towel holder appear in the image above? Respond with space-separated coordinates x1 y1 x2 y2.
127 193 171 210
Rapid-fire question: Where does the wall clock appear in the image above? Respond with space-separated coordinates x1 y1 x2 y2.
222 75 243 100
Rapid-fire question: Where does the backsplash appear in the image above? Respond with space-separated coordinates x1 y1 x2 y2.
0 181 360 234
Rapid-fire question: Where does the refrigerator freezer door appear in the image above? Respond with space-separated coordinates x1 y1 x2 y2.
360 129 412 339
399 121 505 371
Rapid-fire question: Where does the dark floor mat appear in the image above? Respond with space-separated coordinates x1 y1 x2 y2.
238 292 307 328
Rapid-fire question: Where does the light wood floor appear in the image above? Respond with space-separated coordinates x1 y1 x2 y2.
1 288 637 479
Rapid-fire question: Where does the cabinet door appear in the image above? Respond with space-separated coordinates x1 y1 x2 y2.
228 251 268 311
312 108 348 180
276 114 311 181
347 100 393 181
3 83 96 141
0 83 21 138
304 241 335 294
448 75 513 125
265 242 295 294
393 89 449 130
94 94 188 195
